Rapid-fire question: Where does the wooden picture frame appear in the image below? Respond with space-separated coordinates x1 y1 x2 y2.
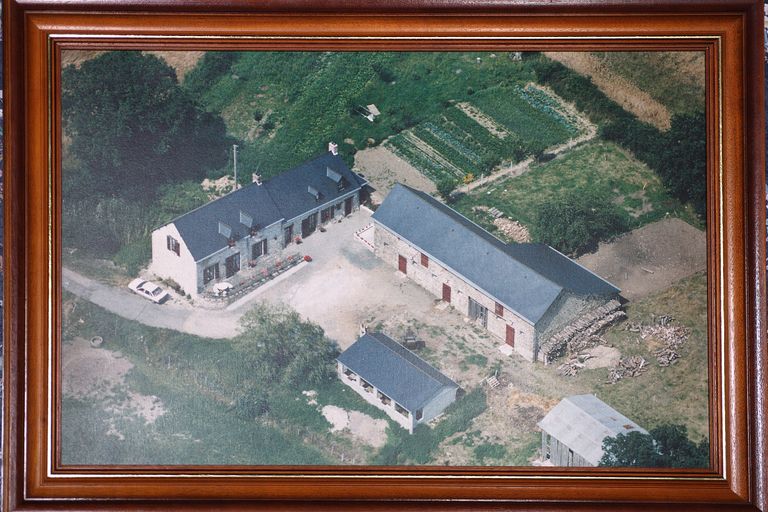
3 0 765 510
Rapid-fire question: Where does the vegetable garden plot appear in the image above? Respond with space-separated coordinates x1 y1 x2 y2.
386 83 581 185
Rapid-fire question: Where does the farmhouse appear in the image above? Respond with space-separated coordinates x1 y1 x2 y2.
150 147 366 296
537 394 647 466
371 184 621 362
337 332 460 433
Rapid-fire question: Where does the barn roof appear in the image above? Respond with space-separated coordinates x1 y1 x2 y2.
537 394 647 466
337 332 459 412
170 152 365 261
371 184 619 324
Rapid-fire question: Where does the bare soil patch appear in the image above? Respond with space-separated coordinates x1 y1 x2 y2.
353 145 436 202
455 102 509 139
61 49 204 81
61 50 106 68
145 51 205 80
320 405 388 448
544 52 672 131
576 217 706 301
62 337 166 428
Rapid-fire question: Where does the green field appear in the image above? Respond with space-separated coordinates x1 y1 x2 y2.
590 51 705 116
452 140 700 240
386 84 581 183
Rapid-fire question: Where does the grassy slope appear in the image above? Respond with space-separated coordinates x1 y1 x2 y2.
60 294 377 465
590 52 705 116
61 293 486 465
452 140 700 240
538 272 710 441
185 52 541 177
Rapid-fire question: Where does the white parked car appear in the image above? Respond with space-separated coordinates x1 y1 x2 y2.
128 278 170 304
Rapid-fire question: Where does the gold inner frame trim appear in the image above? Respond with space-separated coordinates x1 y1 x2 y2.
43 34 725 482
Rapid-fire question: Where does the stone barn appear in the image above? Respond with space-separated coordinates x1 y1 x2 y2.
371 183 621 362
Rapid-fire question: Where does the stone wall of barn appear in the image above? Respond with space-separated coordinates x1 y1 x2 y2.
373 223 538 361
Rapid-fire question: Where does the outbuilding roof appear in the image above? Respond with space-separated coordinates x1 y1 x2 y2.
337 332 459 413
537 394 647 466
169 152 366 261
371 184 620 324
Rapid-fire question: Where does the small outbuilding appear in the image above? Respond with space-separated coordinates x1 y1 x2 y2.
337 332 460 433
537 394 647 467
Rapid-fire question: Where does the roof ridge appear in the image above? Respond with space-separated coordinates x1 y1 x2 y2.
367 333 456 389
394 183 564 296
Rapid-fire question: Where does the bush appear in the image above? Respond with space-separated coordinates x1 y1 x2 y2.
372 388 487 465
533 190 628 256
436 178 458 201
113 236 151 275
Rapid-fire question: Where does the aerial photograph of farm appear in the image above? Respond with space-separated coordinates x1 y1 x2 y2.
60 50 709 468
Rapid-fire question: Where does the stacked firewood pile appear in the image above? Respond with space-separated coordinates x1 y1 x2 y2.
556 353 594 377
606 356 648 384
540 300 624 364
625 315 690 367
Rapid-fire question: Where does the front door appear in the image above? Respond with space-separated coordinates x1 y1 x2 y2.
344 196 353 216
506 325 515 347
398 255 407 274
283 224 294 246
468 297 488 328
442 283 452 303
301 213 318 238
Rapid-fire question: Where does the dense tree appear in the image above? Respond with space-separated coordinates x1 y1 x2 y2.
533 190 628 256
62 52 231 203
600 423 709 468
231 304 339 419
654 112 707 217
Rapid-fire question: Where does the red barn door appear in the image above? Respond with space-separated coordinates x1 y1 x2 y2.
398 255 407 274
506 325 515 347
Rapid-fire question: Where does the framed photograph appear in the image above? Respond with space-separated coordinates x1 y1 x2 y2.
3 0 765 510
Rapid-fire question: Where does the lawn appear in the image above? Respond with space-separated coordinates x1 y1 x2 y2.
452 140 700 240
60 294 377 465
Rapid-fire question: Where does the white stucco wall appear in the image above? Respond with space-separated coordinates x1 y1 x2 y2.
150 223 198 297
337 363 415 432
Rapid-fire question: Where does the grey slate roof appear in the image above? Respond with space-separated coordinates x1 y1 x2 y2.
371 184 620 325
337 332 459 412
537 394 647 466
170 152 365 261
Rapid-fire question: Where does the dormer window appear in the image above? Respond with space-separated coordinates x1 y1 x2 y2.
308 185 321 201
239 211 253 228
218 221 232 239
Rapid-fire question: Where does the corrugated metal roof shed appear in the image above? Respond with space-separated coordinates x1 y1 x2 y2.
337 332 458 412
372 184 619 325
537 394 647 466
